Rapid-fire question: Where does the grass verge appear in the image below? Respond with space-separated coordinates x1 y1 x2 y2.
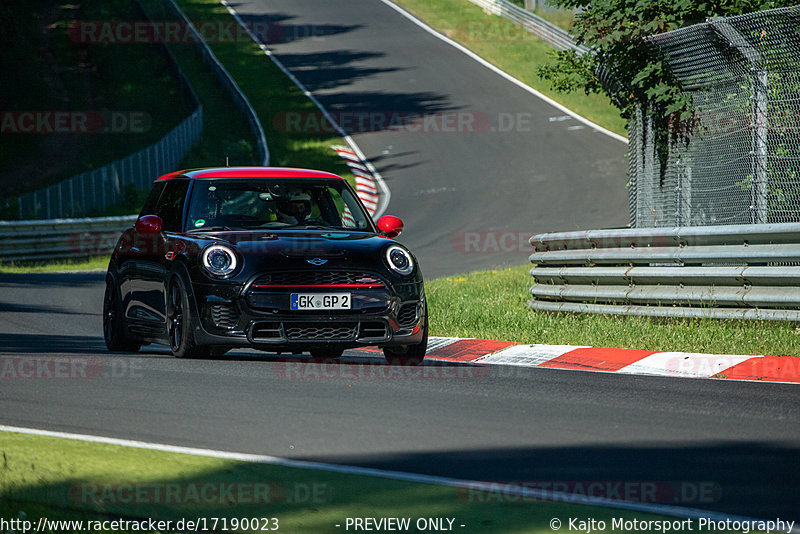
388 0 627 135
0 256 108 274
427 264 800 357
0 0 195 199
1 431 699 533
506 0 576 31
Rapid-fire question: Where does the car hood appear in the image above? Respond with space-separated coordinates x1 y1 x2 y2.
189 230 404 274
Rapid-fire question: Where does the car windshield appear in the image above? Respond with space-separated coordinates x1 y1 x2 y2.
185 178 373 232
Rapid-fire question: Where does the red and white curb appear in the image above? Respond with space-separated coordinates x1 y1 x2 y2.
332 145 380 217
409 337 800 384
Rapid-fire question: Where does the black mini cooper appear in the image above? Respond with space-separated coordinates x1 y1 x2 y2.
103 167 427 365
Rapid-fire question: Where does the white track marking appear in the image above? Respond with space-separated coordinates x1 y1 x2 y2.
1 424 785 528
618 353 761 379
376 0 627 144
476 344 589 366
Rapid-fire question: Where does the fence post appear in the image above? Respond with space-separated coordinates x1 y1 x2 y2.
753 69 769 224
639 108 656 227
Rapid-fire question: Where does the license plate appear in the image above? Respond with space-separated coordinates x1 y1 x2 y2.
290 293 351 310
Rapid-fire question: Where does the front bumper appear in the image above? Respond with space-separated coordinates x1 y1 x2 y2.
189 274 425 351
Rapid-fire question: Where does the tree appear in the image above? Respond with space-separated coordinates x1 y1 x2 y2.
538 0 797 122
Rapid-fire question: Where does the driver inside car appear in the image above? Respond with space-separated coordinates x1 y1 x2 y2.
277 191 313 225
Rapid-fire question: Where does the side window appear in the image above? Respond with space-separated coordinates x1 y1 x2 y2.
155 180 190 232
335 186 370 229
138 182 166 217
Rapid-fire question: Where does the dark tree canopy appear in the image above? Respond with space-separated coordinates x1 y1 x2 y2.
538 0 798 121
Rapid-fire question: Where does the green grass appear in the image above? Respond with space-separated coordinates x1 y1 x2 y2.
506 0 576 31
427 264 800 356
389 0 627 135
0 256 109 274
530 7 576 32
0 431 700 533
0 1 195 200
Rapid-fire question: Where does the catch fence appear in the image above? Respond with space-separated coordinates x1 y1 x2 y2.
629 6 800 228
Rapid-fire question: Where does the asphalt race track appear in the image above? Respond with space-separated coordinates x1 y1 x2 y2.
2 0 799 525
2 273 800 521
235 0 629 278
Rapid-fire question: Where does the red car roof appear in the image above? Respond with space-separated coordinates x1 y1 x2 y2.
156 167 343 181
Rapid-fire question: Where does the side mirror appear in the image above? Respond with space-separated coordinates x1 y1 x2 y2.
377 215 404 238
135 215 163 235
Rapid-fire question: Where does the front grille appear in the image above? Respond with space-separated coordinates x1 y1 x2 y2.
249 320 388 343
210 304 237 329
397 303 418 326
252 271 383 287
251 322 282 341
360 321 389 339
285 323 358 341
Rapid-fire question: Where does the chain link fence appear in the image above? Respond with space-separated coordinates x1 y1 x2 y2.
628 6 800 227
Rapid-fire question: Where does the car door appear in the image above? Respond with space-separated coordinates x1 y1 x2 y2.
131 179 190 331
118 182 164 328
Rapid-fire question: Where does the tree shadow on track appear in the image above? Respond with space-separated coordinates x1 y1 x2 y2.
2 440 798 529
225 11 461 136
300 442 800 522
0 272 104 288
0 303 89 315
229 10 363 46
0 333 107 355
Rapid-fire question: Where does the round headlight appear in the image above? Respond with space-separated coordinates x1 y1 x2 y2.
201 245 238 277
386 245 414 275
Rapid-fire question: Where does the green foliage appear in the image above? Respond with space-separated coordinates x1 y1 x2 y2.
538 0 797 121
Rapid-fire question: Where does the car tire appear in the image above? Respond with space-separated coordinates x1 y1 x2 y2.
103 275 142 352
310 348 344 362
383 303 428 366
167 275 204 359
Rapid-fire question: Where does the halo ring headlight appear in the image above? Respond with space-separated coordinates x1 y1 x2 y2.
386 245 414 276
201 244 238 278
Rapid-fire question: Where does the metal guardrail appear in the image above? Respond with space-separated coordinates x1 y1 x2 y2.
529 223 800 321
466 0 587 53
0 216 136 262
